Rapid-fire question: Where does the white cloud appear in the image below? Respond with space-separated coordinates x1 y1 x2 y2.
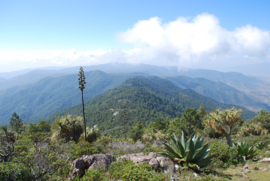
0 13 270 72
118 13 270 60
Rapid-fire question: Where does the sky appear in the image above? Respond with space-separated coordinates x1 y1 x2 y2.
0 0 270 72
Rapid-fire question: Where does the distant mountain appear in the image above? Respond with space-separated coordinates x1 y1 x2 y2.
0 66 67 79
46 76 256 135
0 71 135 124
0 77 5 83
0 70 69 91
1 63 269 108
224 62 270 78
0 68 34 79
166 76 270 112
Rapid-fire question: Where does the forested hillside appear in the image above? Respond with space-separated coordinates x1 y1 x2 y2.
46 76 257 136
0 71 134 124
166 76 270 112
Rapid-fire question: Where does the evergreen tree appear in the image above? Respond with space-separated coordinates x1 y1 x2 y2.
10 112 23 133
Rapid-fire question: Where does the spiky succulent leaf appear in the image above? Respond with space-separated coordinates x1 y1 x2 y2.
192 144 210 161
162 132 213 170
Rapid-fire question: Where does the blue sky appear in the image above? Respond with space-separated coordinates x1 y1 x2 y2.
0 0 270 72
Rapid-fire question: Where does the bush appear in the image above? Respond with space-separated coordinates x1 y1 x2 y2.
209 139 239 168
83 167 108 181
70 141 100 160
108 159 163 181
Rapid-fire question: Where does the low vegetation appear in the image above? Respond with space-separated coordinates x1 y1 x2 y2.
1 107 270 180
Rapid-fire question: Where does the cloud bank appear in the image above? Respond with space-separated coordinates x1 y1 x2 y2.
1 13 270 72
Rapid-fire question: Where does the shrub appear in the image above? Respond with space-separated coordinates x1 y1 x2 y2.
108 159 163 181
209 139 239 168
83 167 108 181
70 141 100 160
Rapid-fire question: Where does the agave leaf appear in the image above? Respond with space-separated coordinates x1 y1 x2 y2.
192 144 209 161
186 140 195 161
197 149 210 162
194 137 204 150
181 131 187 150
176 139 186 158
196 155 216 168
163 143 181 158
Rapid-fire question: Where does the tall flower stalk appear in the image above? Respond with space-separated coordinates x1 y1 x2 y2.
78 67 87 140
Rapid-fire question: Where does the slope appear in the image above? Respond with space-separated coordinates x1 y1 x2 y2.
46 76 257 135
166 76 270 112
1 63 269 108
0 71 134 124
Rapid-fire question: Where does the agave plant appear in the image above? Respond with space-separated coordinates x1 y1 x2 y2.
161 131 214 170
233 141 257 160
256 142 266 150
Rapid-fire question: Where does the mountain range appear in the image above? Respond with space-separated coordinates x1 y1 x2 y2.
45 76 256 135
0 63 269 125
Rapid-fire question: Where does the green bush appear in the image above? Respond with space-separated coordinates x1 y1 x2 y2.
83 167 108 181
108 159 163 181
70 141 100 160
209 139 239 168
15 145 28 154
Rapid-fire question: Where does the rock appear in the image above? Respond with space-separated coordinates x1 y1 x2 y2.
149 152 157 158
72 154 115 178
243 166 249 169
193 173 199 178
242 169 251 173
156 156 175 172
149 158 159 170
258 158 270 163
117 152 175 172
242 173 248 178
262 168 269 171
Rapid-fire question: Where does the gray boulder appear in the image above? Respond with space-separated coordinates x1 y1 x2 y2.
72 154 115 178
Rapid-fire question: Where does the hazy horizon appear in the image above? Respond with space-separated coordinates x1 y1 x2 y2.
1 0 269 73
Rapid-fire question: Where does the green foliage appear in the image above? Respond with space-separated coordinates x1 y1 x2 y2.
238 122 268 136
108 159 163 181
162 131 214 170
168 108 204 137
84 167 108 181
127 121 144 141
204 107 242 147
70 141 100 160
0 70 132 125
209 139 239 168
51 115 84 142
46 76 255 137
233 141 257 160
245 109 270 132
83 125 101 143
10 112 23 133
256 141 266 150
26 120 51 135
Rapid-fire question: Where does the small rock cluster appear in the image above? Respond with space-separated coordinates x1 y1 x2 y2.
117 152 175 172
72 152 175 178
